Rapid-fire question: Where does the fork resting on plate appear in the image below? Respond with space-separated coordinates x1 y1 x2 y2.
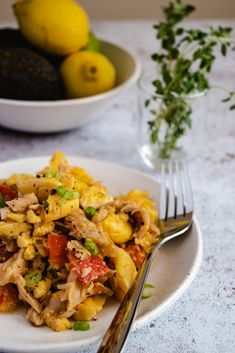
97 160 194 353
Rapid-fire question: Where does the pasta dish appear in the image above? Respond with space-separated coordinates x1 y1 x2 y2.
0 151 160 331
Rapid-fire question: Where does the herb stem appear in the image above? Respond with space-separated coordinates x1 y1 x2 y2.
211 85 235 94
147 0 235 158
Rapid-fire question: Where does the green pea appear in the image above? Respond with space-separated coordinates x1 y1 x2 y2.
84 239 99 256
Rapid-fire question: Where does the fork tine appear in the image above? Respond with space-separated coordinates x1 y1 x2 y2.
167 161 175 219
160 160 193 221
160 163 167 220
182 161 193 212
175 160 184 216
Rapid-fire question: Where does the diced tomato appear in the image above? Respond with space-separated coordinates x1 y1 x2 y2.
0 284 19 312
125 244 146 269
0 245 11 263
0 185 17 200
48 234 68 266
72 256 110 287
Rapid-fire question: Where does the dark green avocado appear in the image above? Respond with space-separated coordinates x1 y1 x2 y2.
0 28 63 69
0 47 63 100
0 28 31 49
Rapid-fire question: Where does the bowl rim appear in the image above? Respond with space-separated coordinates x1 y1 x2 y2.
0 22 141 106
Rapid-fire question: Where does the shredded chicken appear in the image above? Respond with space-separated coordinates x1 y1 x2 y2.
44 292 74 324
47 292 66 313
42 306 71 332
134 223 160 253
0 243 11 263
0 207 10 220
87 282 113 297
57 270 83 312
67 240 90 261
65 282 81 312
121 202 151 238
92 204 114 223
6 193 38 213
16 275 42 313
150 223 161 236
29 204 40 212
113 198 127 211
5 239 17 253
26 308 44 326
66 209 116 257
0 249 26 285
0 250 41 313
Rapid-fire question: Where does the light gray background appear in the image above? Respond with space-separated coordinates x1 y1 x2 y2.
1 0 235 21
0 18 234 353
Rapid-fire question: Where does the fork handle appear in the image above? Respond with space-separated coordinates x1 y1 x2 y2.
97 222 192 353
97 250 154 353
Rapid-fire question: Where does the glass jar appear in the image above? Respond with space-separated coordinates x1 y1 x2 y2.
137 72 208 169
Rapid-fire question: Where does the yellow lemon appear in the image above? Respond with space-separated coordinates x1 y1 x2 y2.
60 51 116 98
13 0 89 55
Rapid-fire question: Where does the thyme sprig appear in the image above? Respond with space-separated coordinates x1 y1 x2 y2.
147 0 235 159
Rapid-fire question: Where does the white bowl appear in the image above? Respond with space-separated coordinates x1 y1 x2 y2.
0 39 141 133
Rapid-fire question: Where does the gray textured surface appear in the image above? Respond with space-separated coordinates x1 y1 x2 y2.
0 20 234 353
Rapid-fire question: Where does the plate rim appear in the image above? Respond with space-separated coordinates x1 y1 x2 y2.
0 156 203 353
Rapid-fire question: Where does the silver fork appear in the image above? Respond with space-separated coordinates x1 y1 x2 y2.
97 161 193 353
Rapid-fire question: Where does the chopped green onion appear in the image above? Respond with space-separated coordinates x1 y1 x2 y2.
56 186 80 205
144 283 155 288
45 169 60 179
56 186 80 199
25 270 42 289
142 292 153 299
84 239 99 255
142 283 155 299
0 194 6 208
56 185 68 197
85 206 96 219
73 321 90 331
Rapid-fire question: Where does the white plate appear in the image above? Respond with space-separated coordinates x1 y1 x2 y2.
0 157 203 353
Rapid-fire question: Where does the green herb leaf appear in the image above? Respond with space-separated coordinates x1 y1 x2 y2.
222 96 231 103
230 104 235 110
151 53 164 63
152 79 164 94
221 43 227 56
146 0 234 159
85 206 96 219
145 99 150 107
84 239 99 255
25 271 42 289
73 321 90 331
151 130 158 144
